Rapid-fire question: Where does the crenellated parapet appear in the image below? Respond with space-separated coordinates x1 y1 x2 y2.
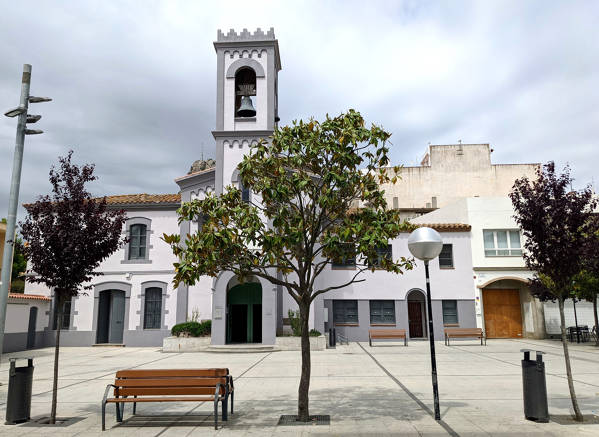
217 27 276 42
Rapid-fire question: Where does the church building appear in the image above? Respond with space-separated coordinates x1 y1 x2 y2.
12 28 486 351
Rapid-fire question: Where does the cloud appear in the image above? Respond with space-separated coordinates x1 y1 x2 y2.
1 0 597 221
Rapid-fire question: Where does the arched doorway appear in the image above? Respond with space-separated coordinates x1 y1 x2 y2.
26 306 38 349
96 290 125 344
480 278 526 338
407 289 427 339
226 281 262 344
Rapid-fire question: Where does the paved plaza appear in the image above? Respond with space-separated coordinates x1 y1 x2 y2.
0 339 598 436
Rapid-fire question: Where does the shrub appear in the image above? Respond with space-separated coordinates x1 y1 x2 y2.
171 320 211 337
288 309 301 336
287 310 322 337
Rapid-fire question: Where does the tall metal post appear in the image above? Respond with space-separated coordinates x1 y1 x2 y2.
424 260 441 420
0 64 32 359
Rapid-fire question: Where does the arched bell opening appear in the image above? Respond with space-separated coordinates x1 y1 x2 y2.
226 276 262 344
234 67 257 118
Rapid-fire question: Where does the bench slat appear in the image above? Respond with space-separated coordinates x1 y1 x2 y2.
116 387 221 396
116 369 229 378
114 378 226 388
107 397 220 403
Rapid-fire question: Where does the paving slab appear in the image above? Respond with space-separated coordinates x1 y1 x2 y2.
0 339 598 435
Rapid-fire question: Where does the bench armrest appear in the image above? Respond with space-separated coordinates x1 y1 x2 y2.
102 384 117 403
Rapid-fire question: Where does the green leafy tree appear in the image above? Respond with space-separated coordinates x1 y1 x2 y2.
11 236 27 284
164 110 413 421
511 162 597 421
572 270 599 344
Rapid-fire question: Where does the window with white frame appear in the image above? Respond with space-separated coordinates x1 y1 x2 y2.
483 230 522 257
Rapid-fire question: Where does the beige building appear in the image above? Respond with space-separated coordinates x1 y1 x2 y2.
381 144 539 219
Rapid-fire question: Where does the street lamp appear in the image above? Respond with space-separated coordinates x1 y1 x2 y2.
0 64 51 361
408 226 443 421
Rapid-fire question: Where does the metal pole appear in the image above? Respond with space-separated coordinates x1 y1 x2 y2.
0 64 31 360
573 299 580 343
424 260 441 420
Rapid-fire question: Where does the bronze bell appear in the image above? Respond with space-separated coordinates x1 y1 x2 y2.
237 96 256 117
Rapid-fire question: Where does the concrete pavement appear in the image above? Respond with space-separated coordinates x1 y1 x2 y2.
0 339 598 436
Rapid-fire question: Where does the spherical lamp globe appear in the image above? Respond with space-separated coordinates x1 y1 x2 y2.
408 227 443 261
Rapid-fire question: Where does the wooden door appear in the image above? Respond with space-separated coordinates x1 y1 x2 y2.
408 301 423 337
483 289 523 338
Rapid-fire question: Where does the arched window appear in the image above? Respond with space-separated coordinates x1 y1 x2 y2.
235 67 256 118
240 180 250 203
143 287 162 329
129 224 147 260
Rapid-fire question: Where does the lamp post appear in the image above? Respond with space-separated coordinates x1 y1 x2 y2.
0 64 51 360
408 226 443 421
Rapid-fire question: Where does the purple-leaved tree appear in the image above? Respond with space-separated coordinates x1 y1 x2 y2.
510 161 597 422
20 152 126 424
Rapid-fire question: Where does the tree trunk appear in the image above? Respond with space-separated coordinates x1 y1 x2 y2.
558 297 583 421
297 300 311 422
50 297 63 425
594 294 599 347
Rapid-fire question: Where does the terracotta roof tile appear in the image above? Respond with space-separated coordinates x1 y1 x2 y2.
102 194 181 205
8 293 51 301
414 223 471 232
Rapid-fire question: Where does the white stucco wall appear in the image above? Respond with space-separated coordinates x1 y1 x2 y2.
5 298 50 333
314 232 473 301
23 207 181 332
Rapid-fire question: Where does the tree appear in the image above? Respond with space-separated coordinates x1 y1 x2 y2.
573 219 599 345
1 219 27 292
20 152 126 424
164 110 413 421
11 236 27 289
572 270 599 345
510 162 597 421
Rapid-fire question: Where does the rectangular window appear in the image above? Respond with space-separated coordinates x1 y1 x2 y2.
143 287 162 329
442 300 458 325
129 224 147 259
438 244 453 268
369 244 393 268
333 300 358 324
370 300 395 324
331 243 356 268
483 230 522 256
53 298 71 330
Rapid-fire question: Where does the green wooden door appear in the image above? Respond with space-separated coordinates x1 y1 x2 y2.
227 283 262 343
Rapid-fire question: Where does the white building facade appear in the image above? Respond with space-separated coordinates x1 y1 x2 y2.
9 28 480 351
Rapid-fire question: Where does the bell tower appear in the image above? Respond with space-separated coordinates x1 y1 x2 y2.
213 28 281 194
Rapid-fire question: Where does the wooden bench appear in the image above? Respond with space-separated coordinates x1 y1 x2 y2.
101 368 234 430
369 329 407 346
444 328 486 346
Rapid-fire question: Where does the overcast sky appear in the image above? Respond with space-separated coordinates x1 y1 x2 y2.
1 0 597 217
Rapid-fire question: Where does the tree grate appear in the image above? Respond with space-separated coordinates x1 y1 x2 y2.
278 415 330 426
